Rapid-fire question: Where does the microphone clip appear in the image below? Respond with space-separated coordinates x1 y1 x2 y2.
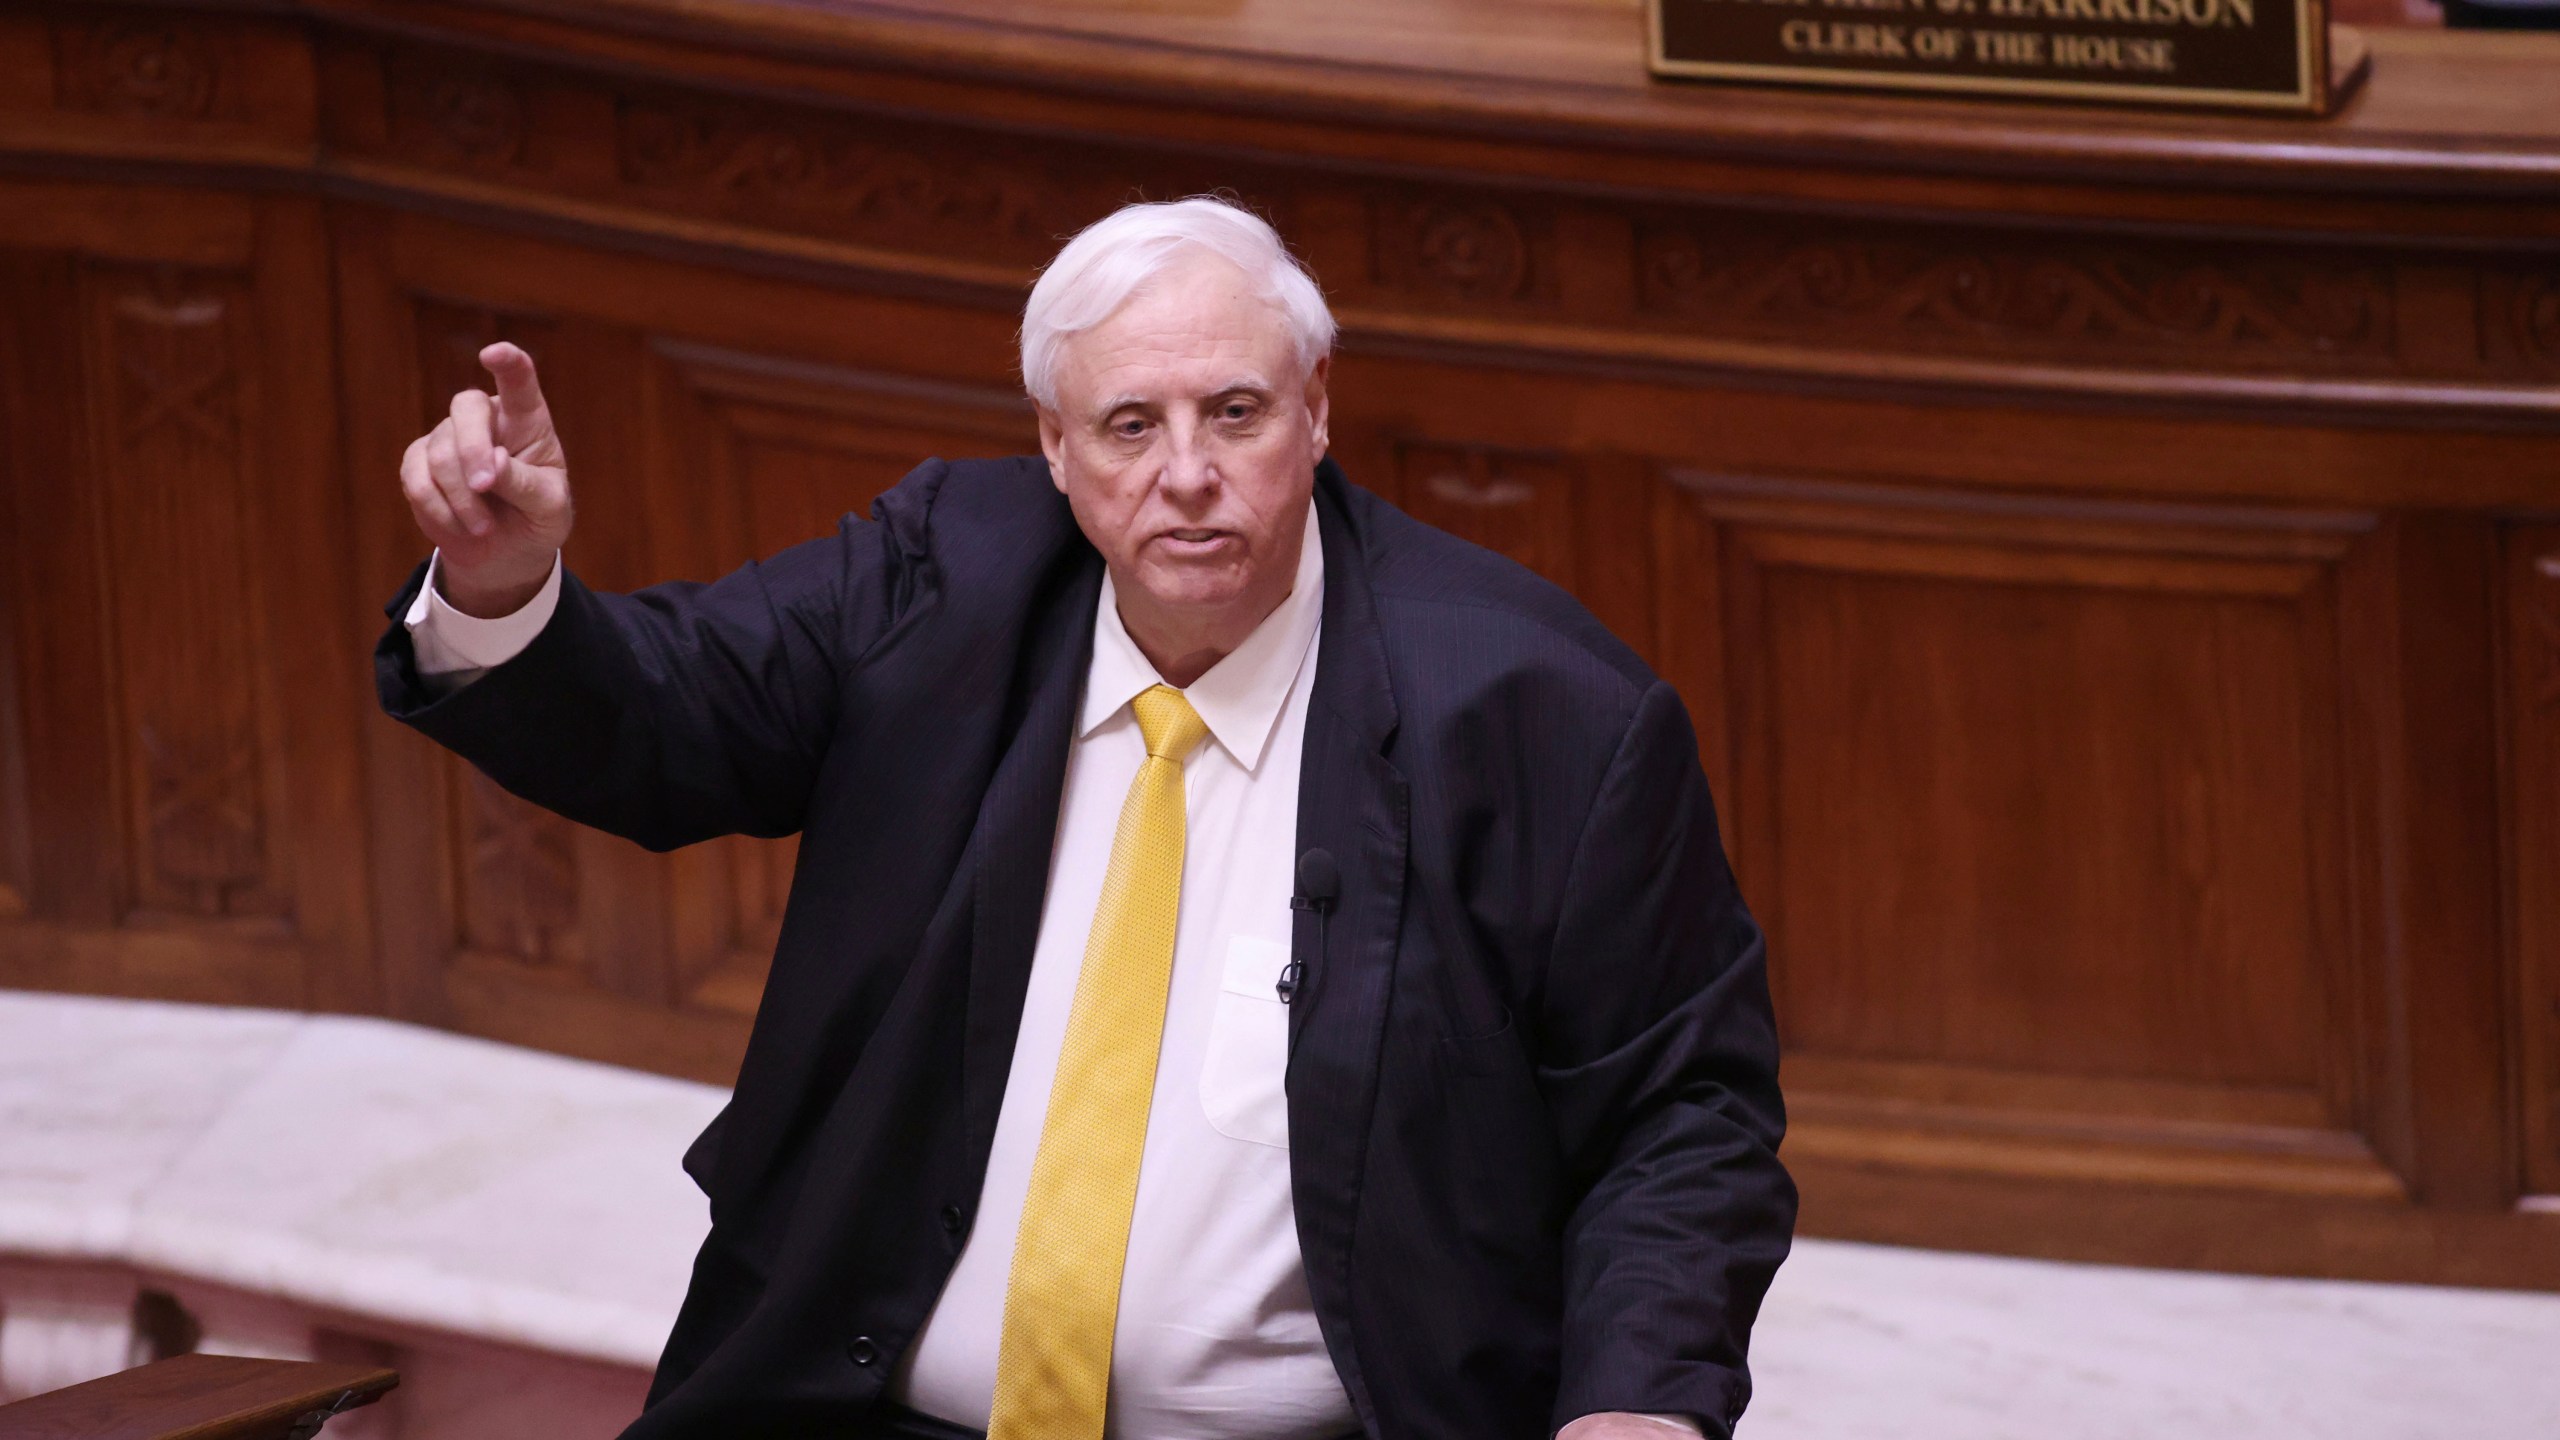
1283 849 1339 1004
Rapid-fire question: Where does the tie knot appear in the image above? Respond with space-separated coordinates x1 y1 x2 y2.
1131 685 1208 765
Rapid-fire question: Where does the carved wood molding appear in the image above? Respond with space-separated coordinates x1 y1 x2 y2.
89 266 281 921
455 763 583 970
1390 439 1584 591
2480 270 2560 379
1635 222 2395 370
2537 554 2560 1175
2512 534 2560 1191
347 42 2556 417
1665 467 2375 563
0 604 25 921
650 337 1033 437
21 20 2529 420
613 92 1100 269
2529 280 2560 371
386 49 530 170
1370 197 1550 307
2535 555 2560 717
50 16 224 121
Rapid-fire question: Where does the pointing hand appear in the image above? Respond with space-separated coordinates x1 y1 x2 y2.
398 342 574 618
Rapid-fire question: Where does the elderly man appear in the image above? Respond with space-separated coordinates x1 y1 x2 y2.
380 197 1792 1440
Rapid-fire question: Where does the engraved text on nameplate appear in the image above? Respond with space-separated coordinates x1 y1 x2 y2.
1650 0 2328 112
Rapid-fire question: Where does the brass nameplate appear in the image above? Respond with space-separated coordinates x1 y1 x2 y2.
1649 0 2363 113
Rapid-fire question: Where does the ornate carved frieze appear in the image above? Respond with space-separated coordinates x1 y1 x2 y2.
615 95 1094 265
2480 271 2560 377
387 50 529 169
2528 279 2560 368
1370 196 1550 306
1636 221 2395 367
51 18 222 120
255 34 2547 419
316 42 2560 406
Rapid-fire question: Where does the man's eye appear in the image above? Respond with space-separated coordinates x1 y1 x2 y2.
1114 419 1148 438
1221 403 1254 421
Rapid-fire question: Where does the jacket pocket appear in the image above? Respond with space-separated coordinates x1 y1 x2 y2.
1198 934 1292 1149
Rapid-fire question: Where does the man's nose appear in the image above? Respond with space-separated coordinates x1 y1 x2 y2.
1157 422 1217 503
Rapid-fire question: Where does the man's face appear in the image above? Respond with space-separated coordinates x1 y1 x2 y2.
1038 250 1330 654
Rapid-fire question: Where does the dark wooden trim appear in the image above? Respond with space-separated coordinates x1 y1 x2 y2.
0 1355 397 1440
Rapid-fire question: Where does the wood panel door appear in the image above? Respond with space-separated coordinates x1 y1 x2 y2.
1656 471 2395 1201
0 183 373 1014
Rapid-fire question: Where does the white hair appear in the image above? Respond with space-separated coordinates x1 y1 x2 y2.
1020 196 1336 411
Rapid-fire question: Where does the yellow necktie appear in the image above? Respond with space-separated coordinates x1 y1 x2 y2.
987 684 1208 1440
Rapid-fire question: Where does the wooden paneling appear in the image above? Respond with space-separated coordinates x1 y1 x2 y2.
1389 441 1585 593
0 189 365 1010
1 249 123 929
80 263 286 923
2 0 2556 1284
0 273 31 924
2511 525 2560 1201
1655 472 2398 1199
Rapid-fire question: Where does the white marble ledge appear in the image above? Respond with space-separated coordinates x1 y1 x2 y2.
9 989 2560 1437
0 990 722 1369
1751 1239 2560 1439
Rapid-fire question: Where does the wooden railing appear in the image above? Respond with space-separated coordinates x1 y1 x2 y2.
0 1357 396 1440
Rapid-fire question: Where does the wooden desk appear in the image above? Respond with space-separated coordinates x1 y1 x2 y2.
1 0 2555 1289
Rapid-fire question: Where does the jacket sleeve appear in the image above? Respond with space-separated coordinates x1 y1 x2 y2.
375 506 905 853
1537 680 1796 1439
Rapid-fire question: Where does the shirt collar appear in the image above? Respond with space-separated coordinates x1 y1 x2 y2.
1078 500 1325 774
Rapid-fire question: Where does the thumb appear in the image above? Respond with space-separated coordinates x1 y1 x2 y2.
483 445 567 521
479 341 550 432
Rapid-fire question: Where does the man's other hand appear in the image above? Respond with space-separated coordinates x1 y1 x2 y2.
1557 1415 1705 1439
399 341 573 618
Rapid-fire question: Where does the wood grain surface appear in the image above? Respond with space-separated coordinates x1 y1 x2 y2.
0 1355 396 1440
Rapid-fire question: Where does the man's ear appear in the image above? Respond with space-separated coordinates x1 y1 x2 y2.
1303 354 1332 455
1035 403 1068 493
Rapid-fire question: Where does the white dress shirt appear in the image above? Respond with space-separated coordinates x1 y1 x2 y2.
404 517 1700 1440
894 507 1350 1437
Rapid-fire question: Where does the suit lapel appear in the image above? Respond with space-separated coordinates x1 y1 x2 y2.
964 552 1104 1162
1289 461 1405 1432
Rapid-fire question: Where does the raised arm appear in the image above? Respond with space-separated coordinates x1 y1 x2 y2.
380 343 893 852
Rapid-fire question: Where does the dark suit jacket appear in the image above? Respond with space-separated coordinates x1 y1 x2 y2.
377 458 1794 1440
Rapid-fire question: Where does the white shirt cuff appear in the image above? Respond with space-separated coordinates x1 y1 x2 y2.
404 550 563 678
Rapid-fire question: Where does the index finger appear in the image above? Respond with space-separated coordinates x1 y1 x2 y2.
480 341 548 423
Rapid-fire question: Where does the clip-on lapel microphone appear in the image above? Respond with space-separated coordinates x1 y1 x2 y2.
1282 848 1338 1003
